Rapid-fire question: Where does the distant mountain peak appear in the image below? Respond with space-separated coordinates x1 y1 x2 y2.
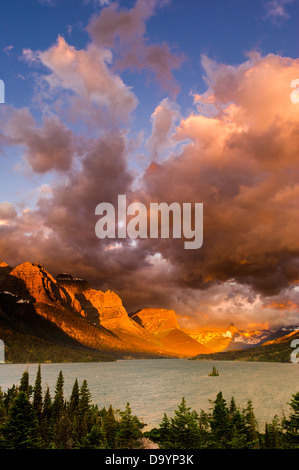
226 323 241 334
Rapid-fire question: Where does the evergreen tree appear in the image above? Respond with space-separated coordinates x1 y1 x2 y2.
263 416 283 449
197 409 211 447
40 386 53 447
169 398 200 449
104 405 117 449
79 380 92 417
158 413 171 448
117 402 144 449
69 378 80 415
53 371 65 420
33 365 43 420
82 417 105 449
19 370 32 397
3 385 18 412
76 380 92 444
243 400 259 448
209 391 230 448
1 391 41 449
54 412 73 449
228 397 247 448
283 392 299 448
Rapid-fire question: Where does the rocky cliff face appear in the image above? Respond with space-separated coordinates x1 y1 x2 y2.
1 263 81 312
131 308 211 357
0 263 161 359
131 308 179 333
56 274 143 333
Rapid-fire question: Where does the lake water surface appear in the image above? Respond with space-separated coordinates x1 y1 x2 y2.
1 359 298 430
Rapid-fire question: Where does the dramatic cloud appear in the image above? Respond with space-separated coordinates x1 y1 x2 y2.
38 36 138 127
137 53 299 303
1 107 75 173
87 0 184 95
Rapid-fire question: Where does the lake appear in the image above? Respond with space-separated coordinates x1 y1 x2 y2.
1 359 298 430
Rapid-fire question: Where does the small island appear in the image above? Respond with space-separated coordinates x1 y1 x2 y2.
208 366 219 376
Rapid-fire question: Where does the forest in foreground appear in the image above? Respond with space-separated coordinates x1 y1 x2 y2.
0 367 299 449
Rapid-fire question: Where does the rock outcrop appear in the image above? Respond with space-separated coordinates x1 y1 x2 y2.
131 308 211 357
131 308 179 333
56 274 145 333
1 263 81 312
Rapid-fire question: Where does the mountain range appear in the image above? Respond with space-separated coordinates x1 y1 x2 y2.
0 260 209 363
191 328 299 363
0 259 297 363
190 322 299 353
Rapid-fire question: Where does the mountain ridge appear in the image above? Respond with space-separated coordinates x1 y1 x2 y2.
0 260 208 362
0 260 297 363
190 322 299 353
191 328 299 363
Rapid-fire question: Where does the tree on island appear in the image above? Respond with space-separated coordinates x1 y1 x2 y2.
208 366 219 376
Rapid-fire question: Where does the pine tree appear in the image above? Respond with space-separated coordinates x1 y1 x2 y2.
169 398 200 449
33 365 43 420
104 405 117 449
228 396 247 448
68 378 81 447
243 400 259 448
1 391 41 449
3 384 18 412
79 380 92 417
209 391 230 448
19 370 31 397
157 413 171 448
54 412 73 449
40 386 53 448
82 416 105 449
76 379 92 443
53 371 65 420
69 378 80 415
117 402 144 449
263 416 282 449
283 392 299 448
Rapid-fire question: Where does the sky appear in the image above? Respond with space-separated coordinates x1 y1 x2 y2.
0 0 299 331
